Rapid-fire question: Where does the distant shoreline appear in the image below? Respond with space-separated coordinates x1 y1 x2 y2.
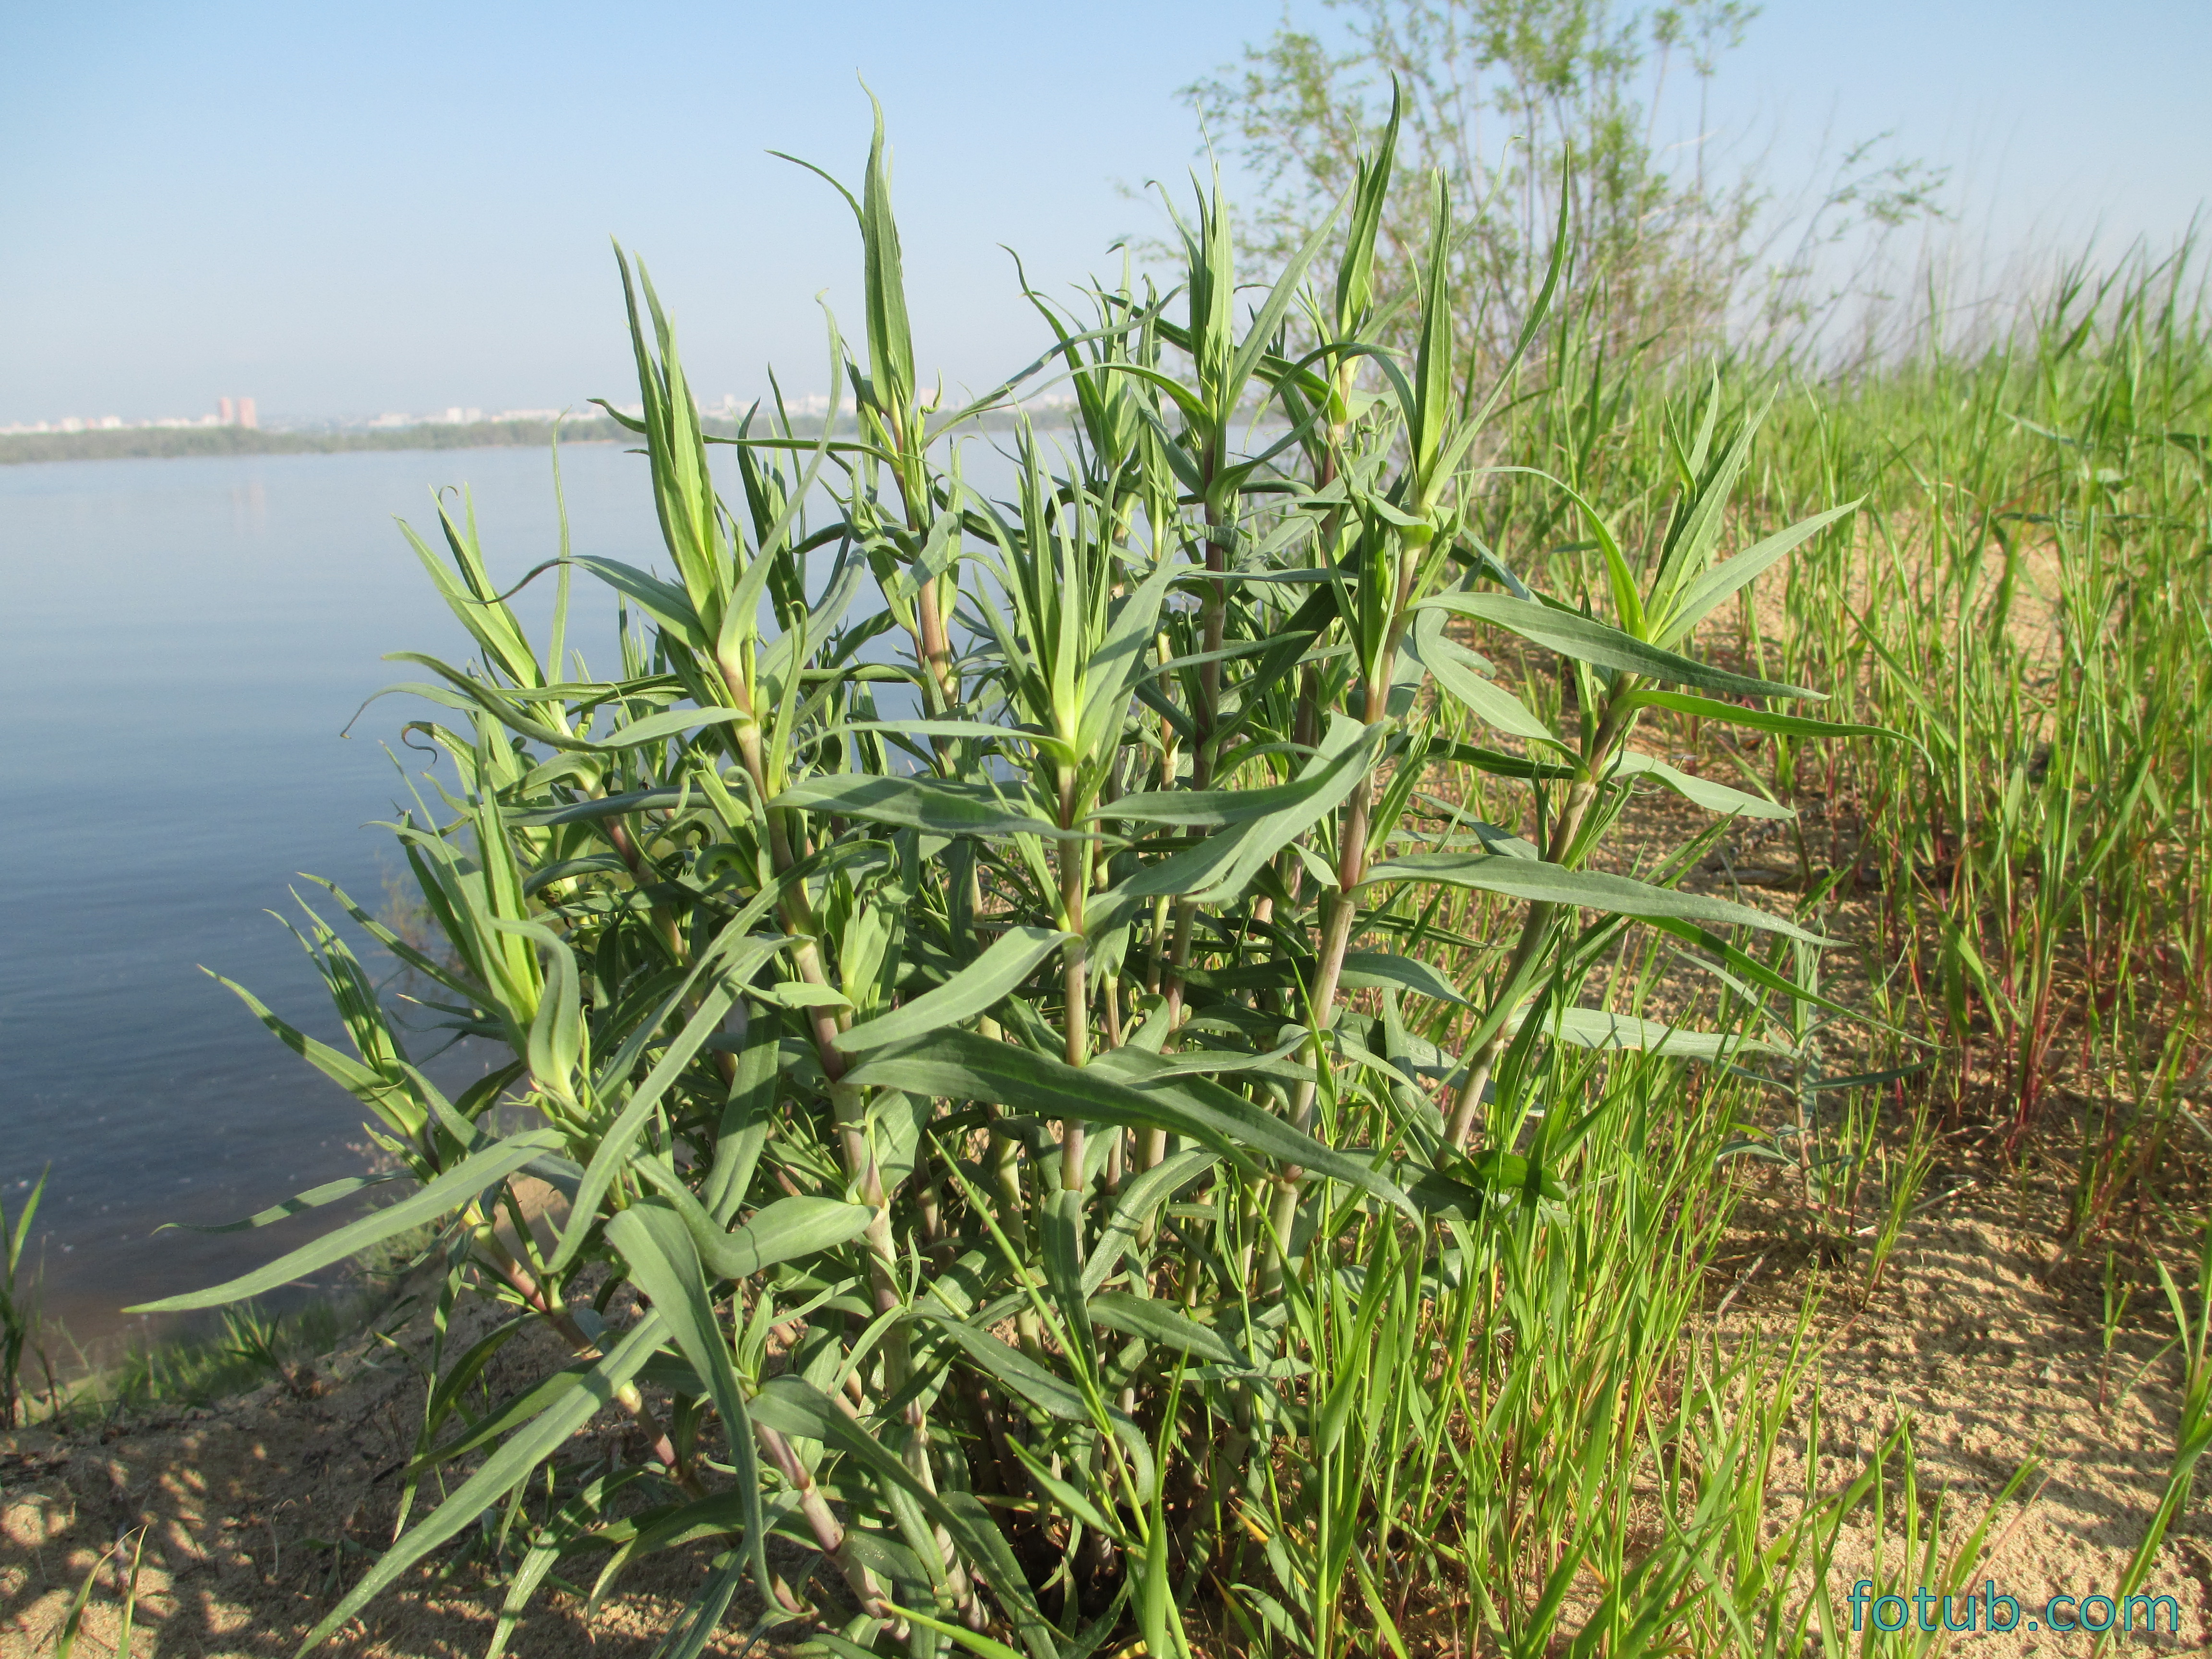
0 407 1058 466
2 415 663 466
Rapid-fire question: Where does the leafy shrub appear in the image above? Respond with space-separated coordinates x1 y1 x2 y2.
141 106 1868 1656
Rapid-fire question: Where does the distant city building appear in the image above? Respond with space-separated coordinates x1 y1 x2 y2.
2 398 259 435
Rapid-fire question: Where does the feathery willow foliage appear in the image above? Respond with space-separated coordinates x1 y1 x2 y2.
139 104 1876 1657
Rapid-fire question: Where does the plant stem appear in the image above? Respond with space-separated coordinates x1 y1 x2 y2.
1445 690 1637 1151
1059 767 1091 1196
1262 644 1392 1294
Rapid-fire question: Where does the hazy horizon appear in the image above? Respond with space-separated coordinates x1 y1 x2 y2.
4 0 2208 429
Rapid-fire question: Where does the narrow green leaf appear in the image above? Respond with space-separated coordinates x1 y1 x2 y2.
844 1030 1415 1215
859 89 916 421
1637 914 1878 1033
652 1551 752 1659
1004 1438 1127 1544
703 1012 779 1226
630 1178 876 1281
749 1376 1058 1659
1076 554 1181 764
1222 192 1347 422
918 1312 1153 1497
1511 1005 1794 1060
1334 80 1399 330
1410 168 1455 476
1657 501 1860 647
877 1603 1031 1659
1650 391 1773 611
1139 1506 1172 1659
204 970 421 1139
1105 771 1347 828
296 1314 666 1653
836 926 1073 1052
1336 951 1471 1007
506 786 688 828
1416 591 1824 701
773 773 1074 840
568 556 707 647
1082 1150 1218 1294
605 1202 774 1607
1040 1189 1098 1379
157 1174 402 1235
1088 1293 1255 1369
496 919 581 1099
1119 716 1387 903
1609 750 1793 821
1360 851 1827 944
128 1129 566 1312
1411 608 1568 750
1627 689 1906 746
548 944 774 1276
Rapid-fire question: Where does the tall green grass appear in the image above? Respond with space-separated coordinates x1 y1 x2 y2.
1488 240 2211 1232
79 111 2201 1659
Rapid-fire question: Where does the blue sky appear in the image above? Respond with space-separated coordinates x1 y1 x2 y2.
1 0 2204 426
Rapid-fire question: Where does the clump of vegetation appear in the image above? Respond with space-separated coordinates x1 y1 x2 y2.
125 95 1927 1657
0 1195 438 1431
1 1167 50 1429
96 1299 356 1413
0 7 2197 1649
65 37 2197 1651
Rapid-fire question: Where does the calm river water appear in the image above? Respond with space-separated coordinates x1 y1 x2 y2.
0 443 672 1353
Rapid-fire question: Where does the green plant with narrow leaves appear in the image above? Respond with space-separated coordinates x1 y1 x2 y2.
2098 1216 2212 1654
136 110 1886 1657
0 1164 48 1429
52 1526 148 1659
1445 219 2209 1216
